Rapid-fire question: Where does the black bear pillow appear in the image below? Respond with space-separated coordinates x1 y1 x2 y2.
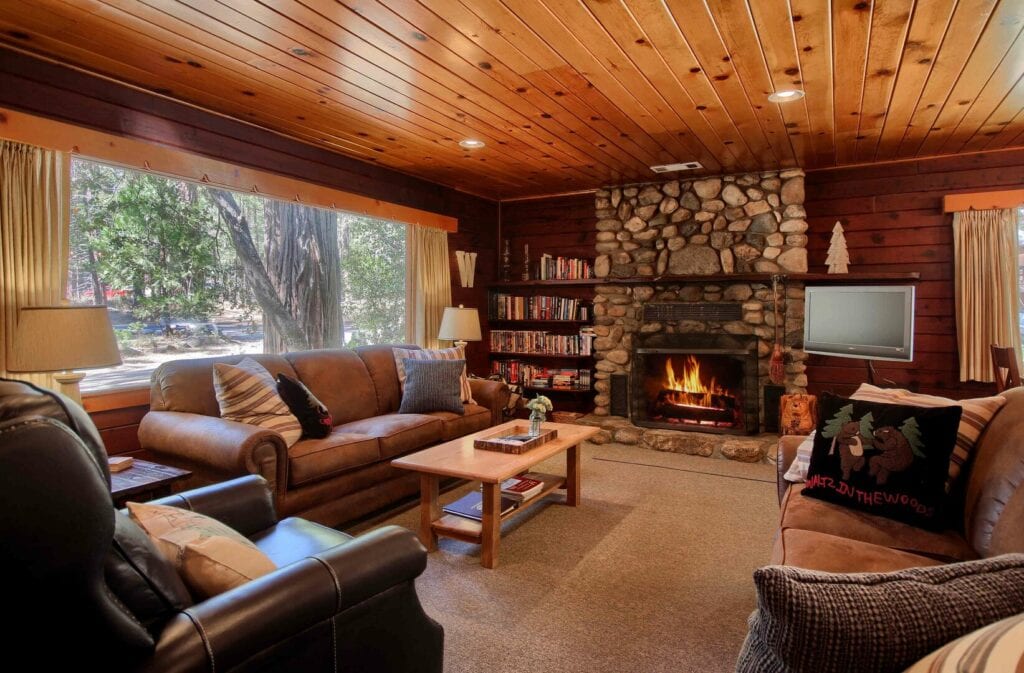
802 393 962 528
276 373 332 439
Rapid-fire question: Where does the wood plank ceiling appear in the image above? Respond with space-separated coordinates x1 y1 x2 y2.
0 0 1022 200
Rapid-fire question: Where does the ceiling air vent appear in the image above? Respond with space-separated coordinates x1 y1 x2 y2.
650 161 703 173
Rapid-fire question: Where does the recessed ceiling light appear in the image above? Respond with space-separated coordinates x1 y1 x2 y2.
459 139 485 149
768 89 805 103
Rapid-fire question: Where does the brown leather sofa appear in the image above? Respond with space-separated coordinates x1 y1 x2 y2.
139 344 509 527
771 386 1024 573
0 378 443 672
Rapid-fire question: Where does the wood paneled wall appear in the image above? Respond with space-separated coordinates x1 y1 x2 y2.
804 148 1024 399
1 49 499 452
499 194 596 265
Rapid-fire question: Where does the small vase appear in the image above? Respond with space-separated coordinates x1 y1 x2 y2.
529 415 543 436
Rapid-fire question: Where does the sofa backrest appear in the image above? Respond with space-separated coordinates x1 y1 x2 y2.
963 386 1024 557
283 349 378 425
150 354 297 416
355 344 419 415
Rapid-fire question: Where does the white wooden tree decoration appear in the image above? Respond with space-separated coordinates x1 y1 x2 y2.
826 221 850 274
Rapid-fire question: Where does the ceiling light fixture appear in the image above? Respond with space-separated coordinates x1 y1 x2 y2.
768 89 805 103
459 139 485 149
650 161 703 173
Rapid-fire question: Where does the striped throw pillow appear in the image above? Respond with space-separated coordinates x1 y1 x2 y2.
904 612 1024 673
213 358 302 447
394 347 474 404
853 384 1006 490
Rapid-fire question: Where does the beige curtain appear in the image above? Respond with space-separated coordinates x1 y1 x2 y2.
406 224 452 349
0 140 69 390
953 208 1022 382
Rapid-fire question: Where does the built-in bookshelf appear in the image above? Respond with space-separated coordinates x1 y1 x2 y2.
487 280 596 413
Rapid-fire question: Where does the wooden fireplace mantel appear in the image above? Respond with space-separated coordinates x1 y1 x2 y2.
489 271 920 289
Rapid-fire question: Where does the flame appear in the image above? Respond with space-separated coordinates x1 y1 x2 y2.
664 356 729 408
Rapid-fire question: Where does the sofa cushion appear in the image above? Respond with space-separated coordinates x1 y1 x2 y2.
427 404 491 441
905 612 1024 673
334 413 443 459
804 392 962 528
356 344 416 415
276 373 332 439
781 484 976 562
736 554 1024 673
250 517 353 568
398 358 466 415
283 350 379 425
771 527 944 573
213 358 302 448
287 430 381 488
393 346 474 404
151 353 297 417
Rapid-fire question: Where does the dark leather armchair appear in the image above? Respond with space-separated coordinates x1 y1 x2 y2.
0 379 443 672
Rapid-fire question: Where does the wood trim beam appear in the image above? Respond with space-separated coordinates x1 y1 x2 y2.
0 107 458 232
942 189 1024 212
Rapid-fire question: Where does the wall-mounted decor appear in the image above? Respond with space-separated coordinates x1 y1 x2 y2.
454 250 478 288
826 222 849 274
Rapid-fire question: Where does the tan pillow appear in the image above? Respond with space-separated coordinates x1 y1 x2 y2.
393 346 474 404
853 383 1006 490
904 612 1024 672
128 502 276 599
213 357 302 447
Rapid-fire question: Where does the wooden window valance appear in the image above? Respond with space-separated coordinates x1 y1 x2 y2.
0 107 457 232
943 190 1024 213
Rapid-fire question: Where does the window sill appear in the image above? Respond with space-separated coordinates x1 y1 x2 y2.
81 381 151 413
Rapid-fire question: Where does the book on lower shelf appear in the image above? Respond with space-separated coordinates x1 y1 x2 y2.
442 490 518 521
501 474 545 502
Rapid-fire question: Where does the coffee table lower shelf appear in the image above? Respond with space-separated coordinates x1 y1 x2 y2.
432 472 566 543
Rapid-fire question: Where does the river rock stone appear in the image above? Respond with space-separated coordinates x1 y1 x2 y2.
624 216 647 233
763 246 781 260
656 248 669 274
780 219 808 233
617 202 632 221
681 192 701 211
659 197 679 215
786 234 809 247
710 231 732 250
662 181 681 198
724 284 753 301
671 208 693 223
597 219 621 232
766 232 785 247
744 200 771 217
733 243 760 261
693 178 722 199
784 204 806 219
754 259 781 273
749 212 778 234
668 245 721 274
638 185 663 206
728 218 751 232
720 249 735 273
761 177 781 192
777 247 808 272
642 429 715 457
781 177 804 205
720 439 768 463
721 183 748 207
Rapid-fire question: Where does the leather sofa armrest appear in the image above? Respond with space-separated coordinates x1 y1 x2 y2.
138 411 287 498
469 378 510 425
147 526 438 673
149 475 277 537
777 435 805 504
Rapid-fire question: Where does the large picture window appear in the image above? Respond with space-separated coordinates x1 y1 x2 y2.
68 158 406 390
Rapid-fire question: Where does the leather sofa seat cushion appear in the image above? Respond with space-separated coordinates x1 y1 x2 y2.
288 431 381 487
335 413 443 459
771 527 944 573
781 484 977 562
284 350 378 425
250 517 353 567
427 404 491 441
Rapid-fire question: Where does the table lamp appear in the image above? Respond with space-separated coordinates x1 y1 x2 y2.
7 305 122 404
438 305 481 349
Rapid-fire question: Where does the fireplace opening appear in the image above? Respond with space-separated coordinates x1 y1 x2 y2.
631 334 759 435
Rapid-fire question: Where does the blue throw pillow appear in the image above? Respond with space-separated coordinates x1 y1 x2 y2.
398 358 466 415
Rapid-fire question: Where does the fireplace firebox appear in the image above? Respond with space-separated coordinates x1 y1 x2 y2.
631 334 759 435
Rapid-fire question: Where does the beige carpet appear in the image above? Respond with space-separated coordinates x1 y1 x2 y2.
349 442 778 673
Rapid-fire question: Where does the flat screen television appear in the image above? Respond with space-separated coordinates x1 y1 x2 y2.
803 285 915 362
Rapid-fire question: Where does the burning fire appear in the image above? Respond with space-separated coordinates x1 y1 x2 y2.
664 356 730 409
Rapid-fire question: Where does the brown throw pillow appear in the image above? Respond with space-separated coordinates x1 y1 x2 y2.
736 555 1024 673
213 357 302 447
127 502 276 599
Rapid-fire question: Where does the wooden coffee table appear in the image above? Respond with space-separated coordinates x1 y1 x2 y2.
392 420 599 568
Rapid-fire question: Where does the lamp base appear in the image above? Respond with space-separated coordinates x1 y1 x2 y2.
53 370 86 405
453 340 468 350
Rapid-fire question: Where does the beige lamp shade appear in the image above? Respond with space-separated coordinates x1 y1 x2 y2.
8 306 122 372
438 305 481 343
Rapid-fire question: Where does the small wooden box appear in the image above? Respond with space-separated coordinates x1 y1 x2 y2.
474 424 559 454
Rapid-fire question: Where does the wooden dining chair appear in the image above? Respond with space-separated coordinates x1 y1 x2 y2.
991 344 1023 392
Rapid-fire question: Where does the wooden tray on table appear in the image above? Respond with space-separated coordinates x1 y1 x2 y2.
473 424 558 454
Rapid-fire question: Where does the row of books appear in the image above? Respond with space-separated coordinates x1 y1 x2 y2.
489 329 594 355
490 361 592 390
537 255 594 280
489 294 590 321
441 474 546 521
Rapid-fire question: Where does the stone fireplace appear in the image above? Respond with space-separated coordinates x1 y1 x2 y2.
585 170 809 460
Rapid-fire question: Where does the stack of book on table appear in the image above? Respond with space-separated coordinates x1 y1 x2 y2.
441 474 546 521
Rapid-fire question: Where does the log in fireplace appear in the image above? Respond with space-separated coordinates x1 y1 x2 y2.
631 334 759 435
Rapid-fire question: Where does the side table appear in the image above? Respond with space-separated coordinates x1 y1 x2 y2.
110 458 191 507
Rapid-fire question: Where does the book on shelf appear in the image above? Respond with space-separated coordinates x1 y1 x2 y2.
490 361 592 390
489 293 590 321
489 329 589 355
501 474 545 502
537 255 594 281
442 490 518 521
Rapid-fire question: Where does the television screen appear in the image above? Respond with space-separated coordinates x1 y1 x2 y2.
803 286 915 361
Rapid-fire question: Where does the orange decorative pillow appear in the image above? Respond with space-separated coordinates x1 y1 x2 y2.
127 502 276 599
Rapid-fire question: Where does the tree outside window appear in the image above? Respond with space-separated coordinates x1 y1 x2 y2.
68 159 406 390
